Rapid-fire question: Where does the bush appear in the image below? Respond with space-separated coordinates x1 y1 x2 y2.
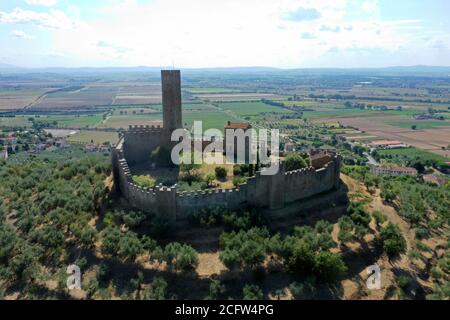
164 242 199 272
284 153 307 172
143 276 168 300
380 223 407 259
215 166 227 180
242 284 263 300
232 176 246 186
313 251 347 282
132 175 157 189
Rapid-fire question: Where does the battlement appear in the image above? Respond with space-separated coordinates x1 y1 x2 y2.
126 125 164 134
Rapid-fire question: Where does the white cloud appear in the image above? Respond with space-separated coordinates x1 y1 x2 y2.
0 7 81 30
11 30 34 40
25 0 58 7
2 0 449 68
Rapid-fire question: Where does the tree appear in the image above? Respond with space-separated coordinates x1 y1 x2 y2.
119 232 144 261
101 227 121 257
215 166 227 180
380 223 407 259
207 280 226 300
242 284 263 300
411 125 417 130
240 240 265 269
313 251 347 283
143 276 168 300
284 153 307 172
219 249 240 270
164 242 199 272
287 240 315 274
180 162 202 186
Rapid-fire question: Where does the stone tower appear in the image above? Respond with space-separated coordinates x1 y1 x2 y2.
161 70 182 134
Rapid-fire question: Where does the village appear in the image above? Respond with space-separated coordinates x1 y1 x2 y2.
0 129 111 162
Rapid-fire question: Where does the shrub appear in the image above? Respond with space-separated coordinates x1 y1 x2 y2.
215 166 227 180
242 284 263 300
132 175 157 189
164 242 199 272
143 276 168 300
313 251 347 283
232 176 246 186
284 153 307 172
380 223 407 259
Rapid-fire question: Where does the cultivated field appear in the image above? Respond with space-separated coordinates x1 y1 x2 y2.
67 130 119 144
318 116 450 157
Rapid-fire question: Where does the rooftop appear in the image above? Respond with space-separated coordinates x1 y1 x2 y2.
224 121 252 130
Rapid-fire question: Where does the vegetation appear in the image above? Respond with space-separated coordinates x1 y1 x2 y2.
284 153 308 171
380 223 407 259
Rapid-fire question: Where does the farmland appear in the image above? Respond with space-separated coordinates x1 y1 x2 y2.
67 130 119 144
1 68 450 159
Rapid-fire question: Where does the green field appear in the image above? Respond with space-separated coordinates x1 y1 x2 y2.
387 120 450 129
37 114 103 128
217 101 293 117
182 110 240 132
0 116 32 128
377 147 449 164
189 88 239 93
67 130 119 144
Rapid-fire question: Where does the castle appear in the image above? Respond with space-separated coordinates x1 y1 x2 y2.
111 70 341 221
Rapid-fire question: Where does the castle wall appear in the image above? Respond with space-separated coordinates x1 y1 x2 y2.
122 125 167 165
113 135 341 220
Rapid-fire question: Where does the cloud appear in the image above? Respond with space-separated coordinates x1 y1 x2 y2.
25 0 58 7
283 7 321 22
97 41 131 55
10 30 34 40
0 8 81 30
301 32 316 39
320 25 341 32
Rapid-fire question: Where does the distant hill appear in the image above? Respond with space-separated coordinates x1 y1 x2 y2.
1 64 450 77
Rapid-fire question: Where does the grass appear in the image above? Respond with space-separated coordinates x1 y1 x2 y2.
377 147 449 164
182 110 240 132
189 88 239 93
35 114 104 128
0 116 32 128
217 101 293 117
387 120 450 129
67 130 119 144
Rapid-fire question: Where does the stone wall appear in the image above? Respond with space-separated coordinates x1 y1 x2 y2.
122 125 167 166
112 136 341 221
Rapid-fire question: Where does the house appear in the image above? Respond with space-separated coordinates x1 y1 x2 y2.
310 150 334 169
284 142 295 153
55 138 69 149
370 164 417 176
0 137 17 144
369 140 408 149
422 174 447 186
85 143 98 152
98 144 110 153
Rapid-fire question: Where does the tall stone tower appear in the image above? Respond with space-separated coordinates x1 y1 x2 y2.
161 70 182 134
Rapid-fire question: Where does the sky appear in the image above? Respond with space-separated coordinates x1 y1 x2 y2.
1 0 450 68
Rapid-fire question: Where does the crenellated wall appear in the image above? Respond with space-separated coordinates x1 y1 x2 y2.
112 135 341 221
122 125 167 166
